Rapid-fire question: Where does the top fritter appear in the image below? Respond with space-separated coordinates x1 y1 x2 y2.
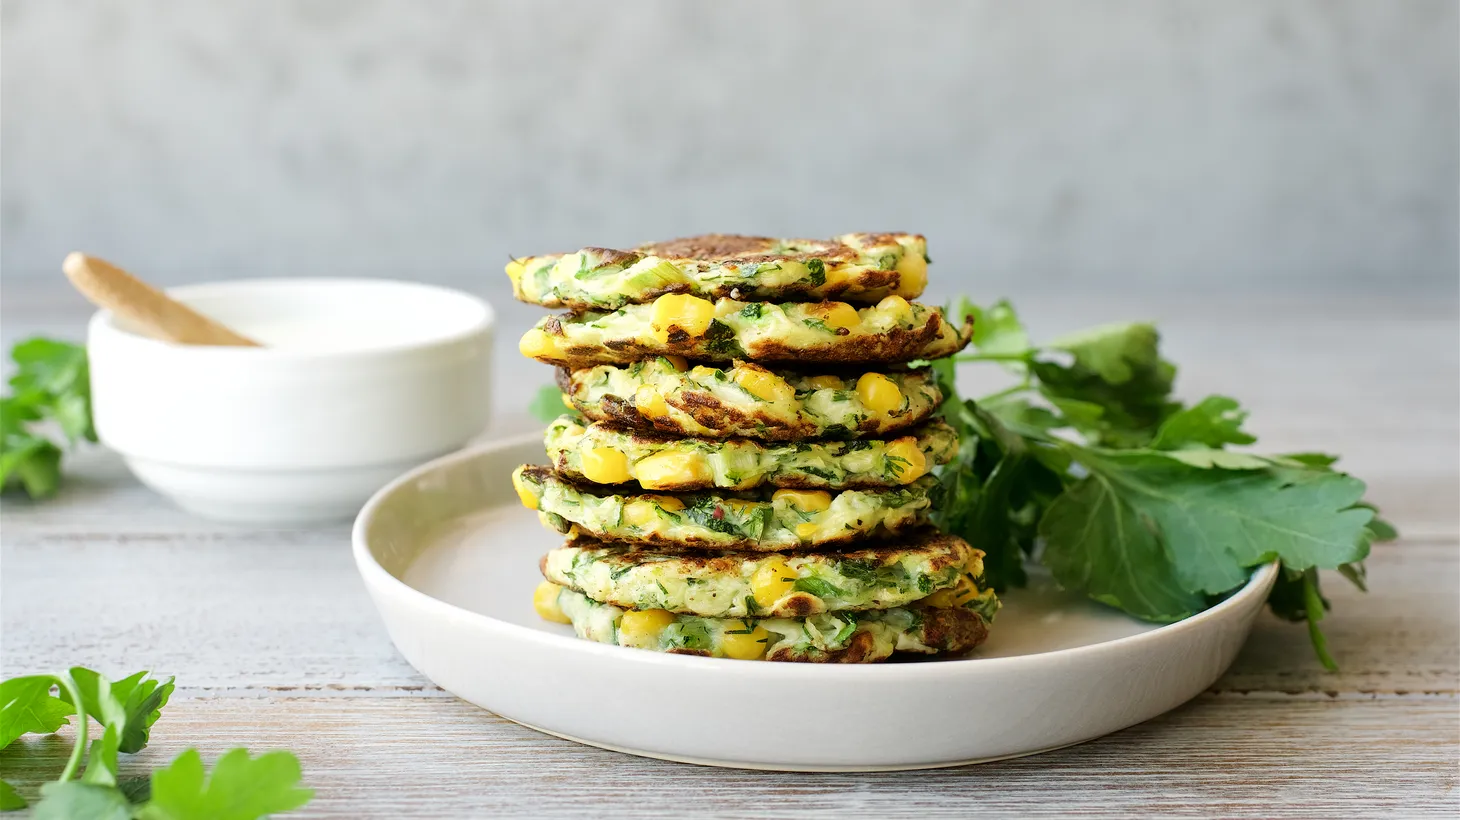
506 233 928 310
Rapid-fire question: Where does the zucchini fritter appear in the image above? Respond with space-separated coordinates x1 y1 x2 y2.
541 529 983 618
546 416 959 491
512 465 937 551
507 233 928 310
519 296 970 368
561 357 942 441
543 586 994 662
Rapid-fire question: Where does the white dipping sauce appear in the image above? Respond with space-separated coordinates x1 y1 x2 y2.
158 279 492 353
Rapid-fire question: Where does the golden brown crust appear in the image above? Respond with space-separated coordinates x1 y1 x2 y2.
911 606 990 655
768 630 881 663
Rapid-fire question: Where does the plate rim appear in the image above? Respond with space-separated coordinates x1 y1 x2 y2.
352 433 1278 679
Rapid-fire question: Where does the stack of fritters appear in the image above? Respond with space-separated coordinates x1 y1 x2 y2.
508 233 999 663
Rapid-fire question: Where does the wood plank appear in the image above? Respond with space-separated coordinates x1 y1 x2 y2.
1214 541 1460 695
1 695 1455 817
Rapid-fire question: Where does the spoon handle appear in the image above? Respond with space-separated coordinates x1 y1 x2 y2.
62 253 260 347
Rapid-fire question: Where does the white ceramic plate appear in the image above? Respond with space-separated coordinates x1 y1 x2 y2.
353 435 1276 771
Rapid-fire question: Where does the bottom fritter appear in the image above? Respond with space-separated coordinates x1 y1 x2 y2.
535 584 996 663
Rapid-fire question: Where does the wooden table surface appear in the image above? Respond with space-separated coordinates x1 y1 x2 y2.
2 281 1457 817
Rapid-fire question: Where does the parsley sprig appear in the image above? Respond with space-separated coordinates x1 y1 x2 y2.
931 299 1396 668
0 668 312 817
1 338 96 499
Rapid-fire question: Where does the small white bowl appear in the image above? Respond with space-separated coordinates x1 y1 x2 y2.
88 278 494 524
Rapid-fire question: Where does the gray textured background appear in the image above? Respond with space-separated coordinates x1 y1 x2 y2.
2 0 1456 302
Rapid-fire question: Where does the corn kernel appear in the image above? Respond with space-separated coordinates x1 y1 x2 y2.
751 557 797 608
818 302 861 331
894 249 928 298
518 328 557 359
884 436 927 483
512 469 538 510
922 587 956 608
772 489 831 512
650 293 716 342
721 622 770 660
662 355 689 371
618 609 677 645
505 259 526 288
857 372 903 415
877 294 913 321
635 451 711 489
560 392 575 411
795 522 820 539
733 366 793 403
624 500 656 527
635 386 668 419
581 447 631 484
689 365 719 381
806 375 843 390
533 581 572 624
652 495 687 512
924 574 980 608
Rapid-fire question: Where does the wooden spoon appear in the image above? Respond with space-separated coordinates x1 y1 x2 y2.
62 253 260 347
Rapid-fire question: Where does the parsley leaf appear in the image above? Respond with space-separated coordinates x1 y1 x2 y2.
702 319 742 357
805 259 827 287
0 338 95 499
65 668 175 754
137 748 313 820
929 298 1394 666
961 298 1030 362
1033 322 1179 448
34 781 132 819
0 676 74 748
793 577 846 599
1151 395 1256 450
529 385 570 423
4 669 310 818
0 781 26 811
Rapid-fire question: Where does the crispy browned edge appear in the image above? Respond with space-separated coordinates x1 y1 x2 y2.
520 464 932 552
549 419 955 491
537 529 970 617
557 366 942 443
530 309 970 368
766 606 988 662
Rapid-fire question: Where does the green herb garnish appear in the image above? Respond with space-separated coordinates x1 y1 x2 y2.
932 298 1395 669
702 320 741 357
1 339 96 499
805 259 826 287
0 668 311 816
793 577 846 599
530 385 571 423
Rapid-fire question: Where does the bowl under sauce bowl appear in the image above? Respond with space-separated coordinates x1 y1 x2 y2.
88 278 494 524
